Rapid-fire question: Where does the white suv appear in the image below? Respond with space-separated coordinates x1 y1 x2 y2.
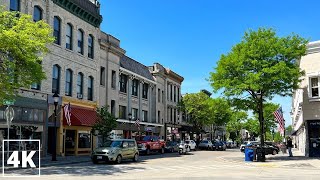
185 140 197 150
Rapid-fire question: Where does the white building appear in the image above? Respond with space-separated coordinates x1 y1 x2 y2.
291 40 320 157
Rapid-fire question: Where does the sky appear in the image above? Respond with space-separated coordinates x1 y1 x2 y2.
100 0 320 127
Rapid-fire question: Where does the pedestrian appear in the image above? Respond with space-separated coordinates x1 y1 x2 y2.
287 137 293 157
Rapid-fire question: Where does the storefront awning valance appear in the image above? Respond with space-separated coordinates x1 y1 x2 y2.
63 106 97 127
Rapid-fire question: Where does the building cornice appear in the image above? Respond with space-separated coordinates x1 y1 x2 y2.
52 0 102 27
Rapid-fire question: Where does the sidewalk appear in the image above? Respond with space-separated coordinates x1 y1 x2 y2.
221 148 320 169
2 155 91 171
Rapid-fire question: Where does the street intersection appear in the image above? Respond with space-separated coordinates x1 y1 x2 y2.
2 149 320 180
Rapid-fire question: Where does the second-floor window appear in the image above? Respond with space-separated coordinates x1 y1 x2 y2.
66 23 73 50
119 105 126 119
158 88 160 103
88 35 94 59
52 65 60 93
132 108 138 120
111 70 116 88
65 69 72 96
77 73 83 99
77 29 84 54
174 86 176 102
119 74 127 93
311 77 319 97
33 6 42 22
88 76 93 101
100 67 105 86
142 83 148 99
111 100 115 117
142 110 148 122
10 0 20 11
132 79 139 96
53 17 61 45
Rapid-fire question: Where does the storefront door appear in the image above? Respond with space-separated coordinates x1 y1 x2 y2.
308 120 320 157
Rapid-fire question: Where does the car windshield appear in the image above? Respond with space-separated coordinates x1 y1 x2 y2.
201 140 208 143
185 141 190 144
102 141 122 148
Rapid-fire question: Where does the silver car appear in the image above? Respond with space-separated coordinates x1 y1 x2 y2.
91 139 139 164
198 140 213 150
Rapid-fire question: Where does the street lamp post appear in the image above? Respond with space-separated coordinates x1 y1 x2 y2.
128 113 132 139
256 91 265 162
52 92 59 161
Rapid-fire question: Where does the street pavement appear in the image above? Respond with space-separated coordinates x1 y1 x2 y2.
2 148 320 180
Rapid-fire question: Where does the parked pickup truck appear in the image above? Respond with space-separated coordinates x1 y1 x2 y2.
137 135 166 155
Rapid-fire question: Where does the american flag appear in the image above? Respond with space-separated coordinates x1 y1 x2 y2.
64 102 71 126
273 106 285 136
135 118 140 130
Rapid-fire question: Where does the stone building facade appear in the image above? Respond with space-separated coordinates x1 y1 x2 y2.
291 40 320 157
0 0 184 156
0 0 102 156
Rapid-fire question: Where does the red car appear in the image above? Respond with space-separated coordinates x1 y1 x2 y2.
137 135 166 155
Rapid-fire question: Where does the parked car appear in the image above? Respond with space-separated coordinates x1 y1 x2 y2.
165 141 179 153
240 141 258 152
91 139 139 164
214 141 227 151
226 141 236 148
185 140 197 151
137 135 166 155
198 140 213 150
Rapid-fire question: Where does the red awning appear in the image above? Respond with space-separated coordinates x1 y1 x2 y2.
63 105 97 126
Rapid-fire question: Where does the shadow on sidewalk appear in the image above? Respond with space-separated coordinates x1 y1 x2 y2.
267 155 320 161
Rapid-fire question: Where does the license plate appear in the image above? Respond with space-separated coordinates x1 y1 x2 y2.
97 156 102 159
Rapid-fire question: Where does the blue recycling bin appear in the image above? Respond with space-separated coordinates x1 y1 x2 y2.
245 147 254 161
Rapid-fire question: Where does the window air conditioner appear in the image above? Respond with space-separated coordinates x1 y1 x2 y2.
77 94 83 99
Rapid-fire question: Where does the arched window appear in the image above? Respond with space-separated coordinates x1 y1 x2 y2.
88 76 94 101
33 6 42 22
53 16 61 45
88 35 94 59
66 23 73 50
65 69 73 96
10 0 20 11
77 29 84 54
77 73 83 99
52 65 60 93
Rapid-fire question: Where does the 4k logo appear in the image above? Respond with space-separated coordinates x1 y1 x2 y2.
7 151 37 168
2 140 40 177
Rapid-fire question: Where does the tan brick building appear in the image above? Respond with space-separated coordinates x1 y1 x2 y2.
292 40 320 157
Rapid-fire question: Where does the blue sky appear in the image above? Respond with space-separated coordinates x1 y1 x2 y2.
100 0 320 126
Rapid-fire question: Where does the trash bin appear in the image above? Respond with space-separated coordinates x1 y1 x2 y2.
244 146 254 161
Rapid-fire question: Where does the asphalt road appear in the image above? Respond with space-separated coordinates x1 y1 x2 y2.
2 149 320 180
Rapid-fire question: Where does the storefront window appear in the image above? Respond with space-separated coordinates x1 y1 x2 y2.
33 109 39 121
14 107 22 121
38 110 44 122
22 108 33 121
78 132 91 148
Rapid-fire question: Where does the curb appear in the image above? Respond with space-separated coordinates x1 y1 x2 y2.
3 160 91 172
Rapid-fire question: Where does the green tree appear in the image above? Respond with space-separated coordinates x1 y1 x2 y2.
181 92 211 136
207 98 232 134
226 111 247 141
0 10 54 104
92 106 118 140
209 28 308 148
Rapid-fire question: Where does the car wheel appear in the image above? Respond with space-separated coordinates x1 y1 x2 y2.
116 155 122 164
92 159 98 164
133 153 139 162
146 148 151 155
272 150 277 155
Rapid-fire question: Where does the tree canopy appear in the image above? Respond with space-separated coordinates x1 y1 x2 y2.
92 106 118 139
210 28 308 111
181 92 232 135
0 10 54 104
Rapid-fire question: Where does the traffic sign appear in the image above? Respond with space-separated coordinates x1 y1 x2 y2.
3 100 15 106
5 106 14 123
